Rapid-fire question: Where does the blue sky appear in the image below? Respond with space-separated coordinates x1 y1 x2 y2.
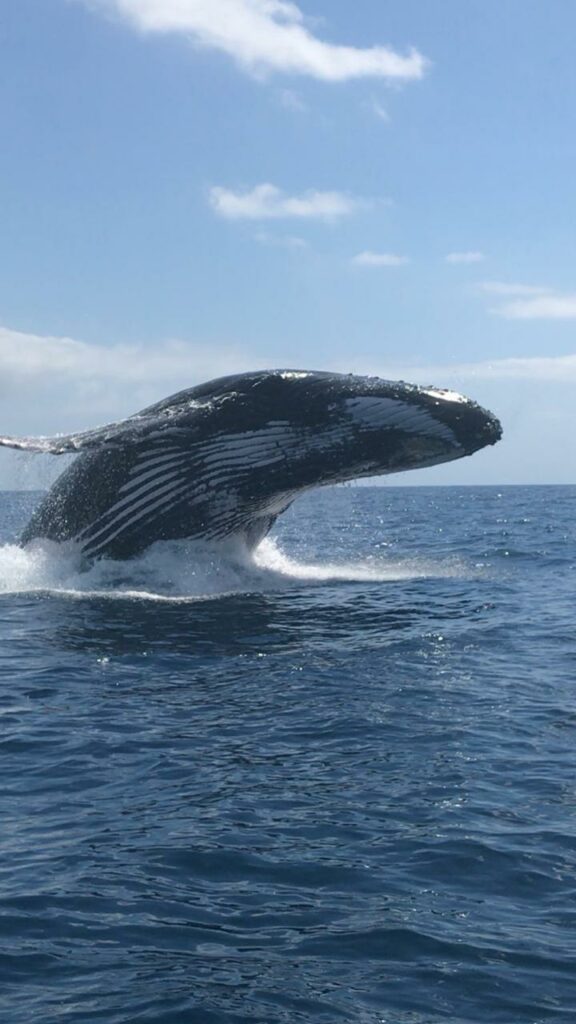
1 0 576 486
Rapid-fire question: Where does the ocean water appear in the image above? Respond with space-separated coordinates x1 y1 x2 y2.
1 485 576 1024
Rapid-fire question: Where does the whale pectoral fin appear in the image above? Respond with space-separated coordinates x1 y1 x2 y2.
0 433 88 454
0 413 191 455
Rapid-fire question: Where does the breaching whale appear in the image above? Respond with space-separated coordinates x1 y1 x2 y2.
0 370 501 561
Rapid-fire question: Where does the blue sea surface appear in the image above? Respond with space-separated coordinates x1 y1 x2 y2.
1 485 576 1024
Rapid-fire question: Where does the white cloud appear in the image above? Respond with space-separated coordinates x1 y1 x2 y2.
332 351 576 386
209 183 360 220
0 326 238 383
492 294 576 320
474 280 576 319
5 323 576 409
445 251 485 264
0 325 258 432
352 250 408 267
478 281 550 297
85 0 427 82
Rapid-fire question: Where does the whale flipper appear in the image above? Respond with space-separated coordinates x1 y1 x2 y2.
3 370 502 561
0 403 208 455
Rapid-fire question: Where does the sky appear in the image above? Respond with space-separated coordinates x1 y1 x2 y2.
1 0 576 487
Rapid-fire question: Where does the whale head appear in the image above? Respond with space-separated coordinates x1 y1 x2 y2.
178 369 502 489
318 372 502 480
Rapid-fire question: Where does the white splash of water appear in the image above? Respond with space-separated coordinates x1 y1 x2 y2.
0 535 471 602
254 537 469 582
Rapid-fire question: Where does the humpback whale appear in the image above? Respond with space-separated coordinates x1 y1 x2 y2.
0 370 501 561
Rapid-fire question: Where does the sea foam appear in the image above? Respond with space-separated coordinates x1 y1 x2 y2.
0 534 471 603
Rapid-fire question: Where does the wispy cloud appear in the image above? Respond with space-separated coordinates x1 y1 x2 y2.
445 251 485 264
86 0 427 82
0 326 242 384
371 98 390 123
492 294 576 320
254 231 308 248
209 183 361 221
279 88 307 112
478 281 550 297
0 325 258 430
445 353 576 382
5 325 576 402
477 281 576 319
339 352 576 385
352 250 408 267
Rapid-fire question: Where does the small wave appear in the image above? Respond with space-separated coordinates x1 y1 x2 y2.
0 535 473 602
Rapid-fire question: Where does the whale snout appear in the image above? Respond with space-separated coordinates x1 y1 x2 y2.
423 388 502 455
460 404 502 454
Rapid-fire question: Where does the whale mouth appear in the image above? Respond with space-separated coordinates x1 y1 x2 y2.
391 383 502 458
343 386 502 472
